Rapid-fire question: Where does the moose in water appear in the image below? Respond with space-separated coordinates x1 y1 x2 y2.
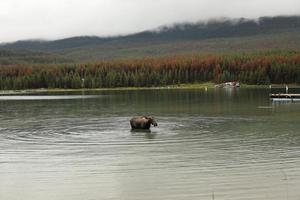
130 116 158 130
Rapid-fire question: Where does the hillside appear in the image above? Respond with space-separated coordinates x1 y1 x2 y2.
1 15 300 63
0 49 72 65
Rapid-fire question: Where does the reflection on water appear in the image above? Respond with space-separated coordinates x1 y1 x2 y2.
0 95 102 100
0 88 300 200
131 129 156 139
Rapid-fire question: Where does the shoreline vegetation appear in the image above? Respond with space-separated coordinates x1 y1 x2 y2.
0 51 300 91
0 83 299 95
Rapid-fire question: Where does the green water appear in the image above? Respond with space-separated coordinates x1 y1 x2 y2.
0 88 300 200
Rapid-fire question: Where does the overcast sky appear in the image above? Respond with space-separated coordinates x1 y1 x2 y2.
0 0 299 43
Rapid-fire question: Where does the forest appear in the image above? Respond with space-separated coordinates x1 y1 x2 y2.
0 51 300 90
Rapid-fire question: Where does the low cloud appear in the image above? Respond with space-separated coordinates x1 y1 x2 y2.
0 0 299 42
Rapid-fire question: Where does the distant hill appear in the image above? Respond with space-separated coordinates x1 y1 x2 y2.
1 15 300 63
0 49 71 65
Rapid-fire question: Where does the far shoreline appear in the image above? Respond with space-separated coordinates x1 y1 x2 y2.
0 83 299 95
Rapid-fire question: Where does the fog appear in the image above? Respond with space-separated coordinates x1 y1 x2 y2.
0 0 299 42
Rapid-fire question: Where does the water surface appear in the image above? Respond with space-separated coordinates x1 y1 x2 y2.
1 88 300 200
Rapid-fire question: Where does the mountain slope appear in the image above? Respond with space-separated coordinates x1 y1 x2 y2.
1 15 300 62
0 49 72 65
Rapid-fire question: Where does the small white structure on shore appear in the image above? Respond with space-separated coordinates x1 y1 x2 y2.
224 82 240 87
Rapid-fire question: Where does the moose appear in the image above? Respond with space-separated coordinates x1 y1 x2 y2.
130 116 158 130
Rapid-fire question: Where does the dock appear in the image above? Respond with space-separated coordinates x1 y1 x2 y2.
270 93 300 101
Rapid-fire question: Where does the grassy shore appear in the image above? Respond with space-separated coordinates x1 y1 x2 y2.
0 82 299 95
0 82 214 94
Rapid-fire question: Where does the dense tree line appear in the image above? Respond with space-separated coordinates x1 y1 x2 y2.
0 51 300 90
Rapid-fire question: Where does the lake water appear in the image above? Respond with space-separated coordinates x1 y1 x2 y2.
1 88 300 200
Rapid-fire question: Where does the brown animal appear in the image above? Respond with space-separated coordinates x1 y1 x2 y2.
130 116 158 130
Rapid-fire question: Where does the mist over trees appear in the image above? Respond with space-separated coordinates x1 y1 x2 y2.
1 16 300 62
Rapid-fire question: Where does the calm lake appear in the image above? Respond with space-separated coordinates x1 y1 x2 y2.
1 88 300 200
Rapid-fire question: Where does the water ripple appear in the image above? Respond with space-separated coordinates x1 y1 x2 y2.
1 91 300 200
